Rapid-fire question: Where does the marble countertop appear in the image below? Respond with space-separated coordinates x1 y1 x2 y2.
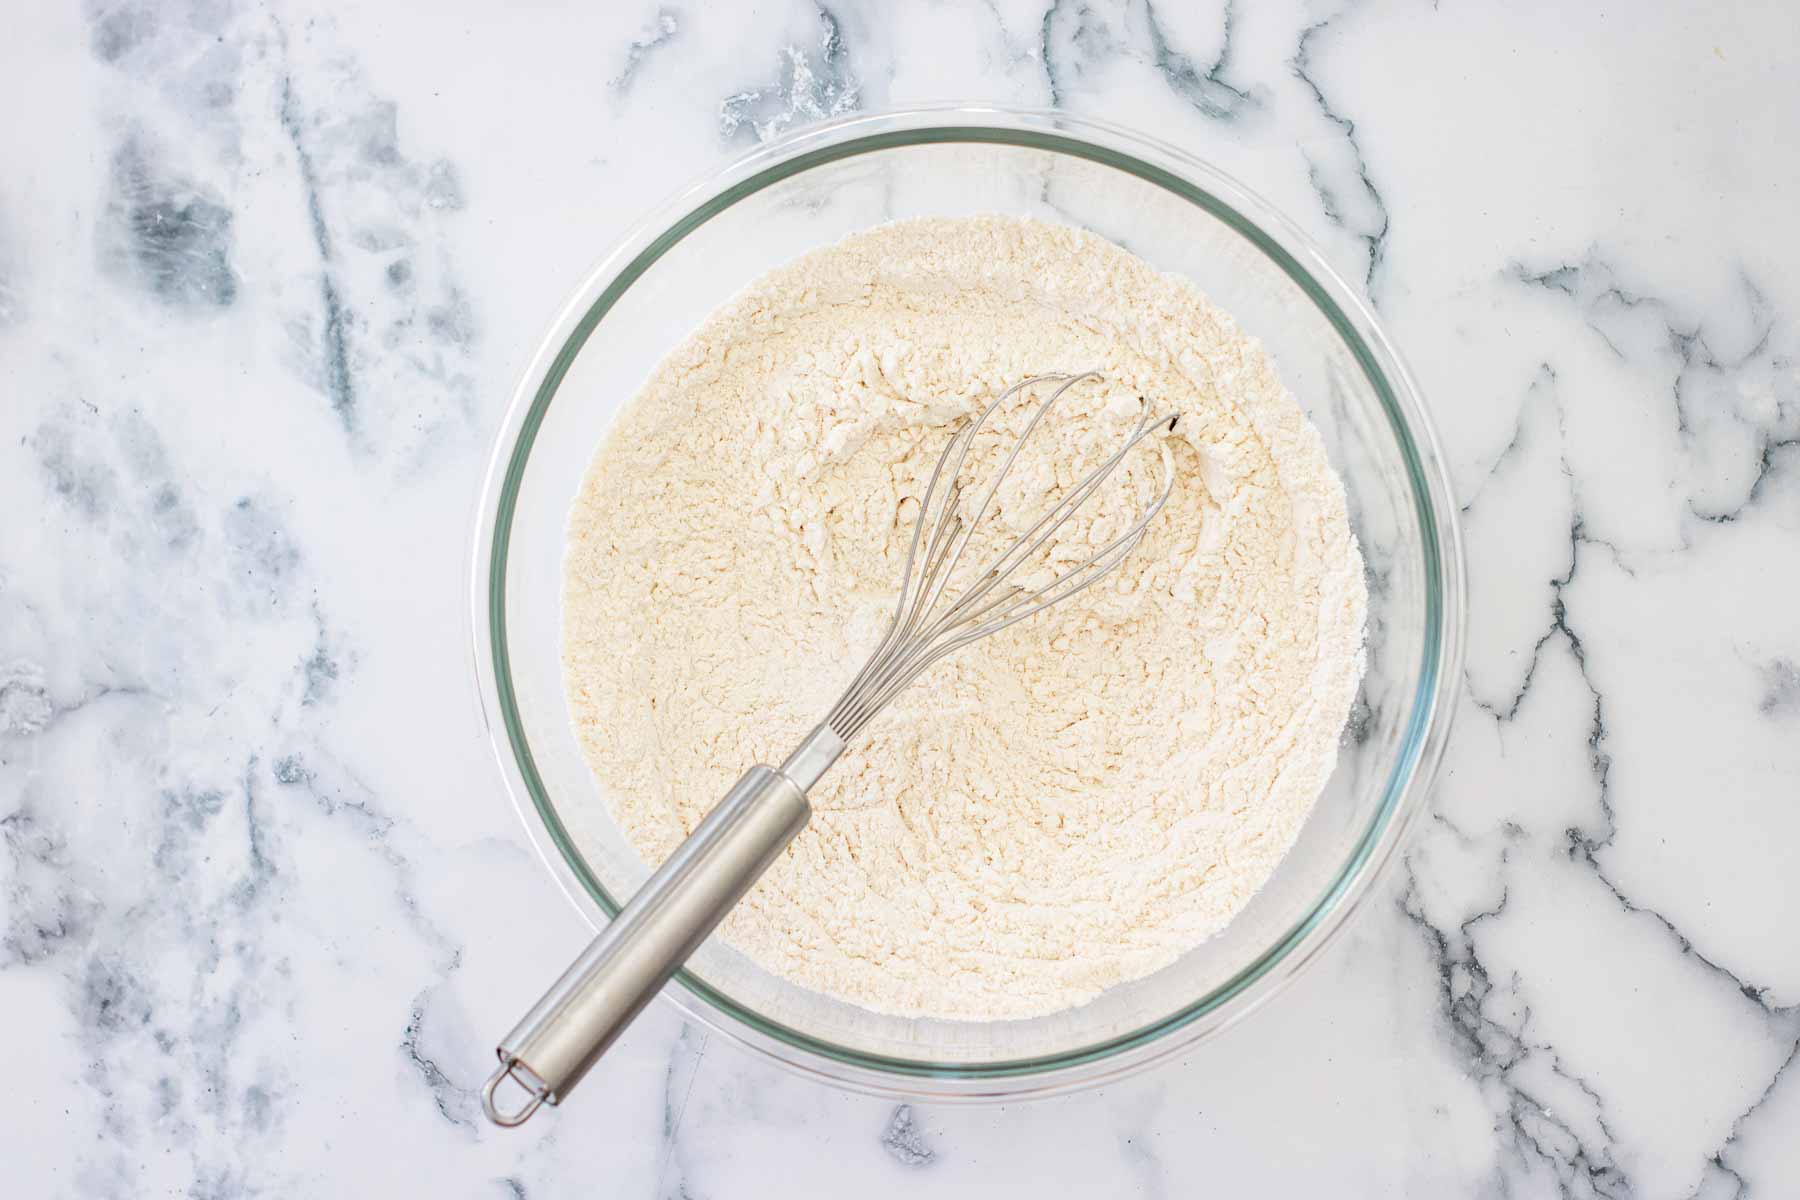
4 2 1797 1196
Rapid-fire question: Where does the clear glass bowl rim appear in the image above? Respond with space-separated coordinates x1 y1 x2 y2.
469 104 1466 1100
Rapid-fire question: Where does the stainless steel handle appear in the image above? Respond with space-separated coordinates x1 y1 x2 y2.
482 763 811 1126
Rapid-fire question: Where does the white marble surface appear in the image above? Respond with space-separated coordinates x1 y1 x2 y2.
3 2 1797 1196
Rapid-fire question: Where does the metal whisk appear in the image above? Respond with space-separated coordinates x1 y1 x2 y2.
484 374 1177 1125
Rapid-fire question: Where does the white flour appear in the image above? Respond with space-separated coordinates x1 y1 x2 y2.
563 216 1365 1020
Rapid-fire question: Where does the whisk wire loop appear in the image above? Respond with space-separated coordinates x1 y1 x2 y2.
824 373 1177 741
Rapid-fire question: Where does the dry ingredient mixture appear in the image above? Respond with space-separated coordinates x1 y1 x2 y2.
563 216 1365 1021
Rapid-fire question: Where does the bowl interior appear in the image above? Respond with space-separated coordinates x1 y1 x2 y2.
491 130 1439 1078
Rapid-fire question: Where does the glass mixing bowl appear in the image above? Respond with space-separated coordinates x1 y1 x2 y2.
470 106 1463 1100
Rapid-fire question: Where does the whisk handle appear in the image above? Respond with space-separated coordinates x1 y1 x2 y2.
483 764 811 1126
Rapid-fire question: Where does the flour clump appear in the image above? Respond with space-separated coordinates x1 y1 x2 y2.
562 216 1365 1021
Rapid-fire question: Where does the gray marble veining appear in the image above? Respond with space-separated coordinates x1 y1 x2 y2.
2 1 1797 1196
